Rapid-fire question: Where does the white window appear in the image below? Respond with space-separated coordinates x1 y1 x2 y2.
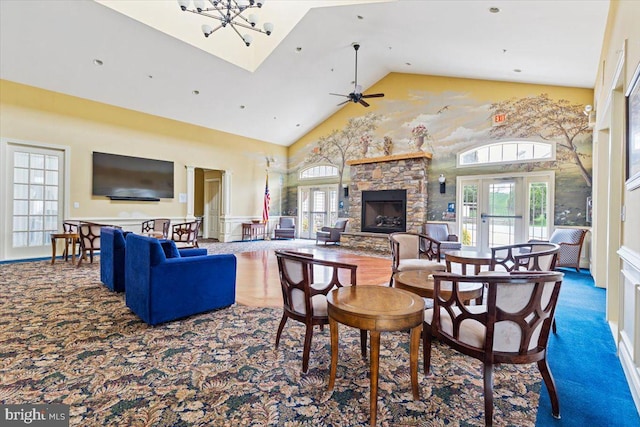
299 165 338 180
458 141 554 167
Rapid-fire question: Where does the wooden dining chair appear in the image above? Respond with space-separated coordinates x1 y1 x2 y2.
142 218 171 238
62 220 80 261
171 221 200 248
489 242 559 272
77 222 103 266
274 250 362 373
423 271 564 426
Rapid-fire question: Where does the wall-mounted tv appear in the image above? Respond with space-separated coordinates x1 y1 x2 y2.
92 152 174 201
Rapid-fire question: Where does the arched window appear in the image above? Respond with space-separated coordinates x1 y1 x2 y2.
458 140 554 167
299 165 338 180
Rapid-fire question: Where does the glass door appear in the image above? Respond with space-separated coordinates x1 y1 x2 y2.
458 172 553 252
298 185 338 239
5 143 65 259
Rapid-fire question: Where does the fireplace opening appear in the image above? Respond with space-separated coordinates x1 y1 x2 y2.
361 189 407 233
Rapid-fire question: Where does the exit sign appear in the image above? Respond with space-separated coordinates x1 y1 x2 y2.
493 113 507 126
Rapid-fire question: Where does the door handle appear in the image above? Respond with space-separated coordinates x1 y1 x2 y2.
480 213 523 223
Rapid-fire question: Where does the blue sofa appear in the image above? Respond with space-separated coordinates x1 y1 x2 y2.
124 233 237 325
100 227 207 293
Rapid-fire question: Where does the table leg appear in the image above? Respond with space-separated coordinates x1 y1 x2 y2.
328 317 339 392
410 324 421 400
369 330 380 427
71 237 77 264
51 236 56 264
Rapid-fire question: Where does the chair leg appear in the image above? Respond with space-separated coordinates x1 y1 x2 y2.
360 329 367 359
537 358 561 419
483 363 494 427
302 323 314 373
274 313 288 349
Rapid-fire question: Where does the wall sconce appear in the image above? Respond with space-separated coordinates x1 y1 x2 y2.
584 104 596 128
438 174 446 194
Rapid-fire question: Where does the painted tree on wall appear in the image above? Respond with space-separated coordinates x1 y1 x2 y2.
305 113 381 192
489 93 592 186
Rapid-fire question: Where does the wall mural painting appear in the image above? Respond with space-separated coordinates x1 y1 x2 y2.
292 90 592 227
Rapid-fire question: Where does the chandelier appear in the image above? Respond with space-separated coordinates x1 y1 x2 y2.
177 0 274 47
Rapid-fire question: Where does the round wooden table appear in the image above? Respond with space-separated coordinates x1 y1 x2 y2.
393 270 484 303
327 286 424 427
445 249 493 275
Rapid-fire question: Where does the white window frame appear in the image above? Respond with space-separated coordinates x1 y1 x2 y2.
457 139 556 168
299 164 338 180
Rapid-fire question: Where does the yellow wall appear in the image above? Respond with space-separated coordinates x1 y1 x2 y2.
594 0 640 256
0 80 287 221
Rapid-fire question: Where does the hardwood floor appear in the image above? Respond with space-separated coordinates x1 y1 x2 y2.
235 247 392 307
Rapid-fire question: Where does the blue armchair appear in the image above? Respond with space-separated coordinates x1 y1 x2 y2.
124 233 236 325
100 227 126 292
100 228 207 293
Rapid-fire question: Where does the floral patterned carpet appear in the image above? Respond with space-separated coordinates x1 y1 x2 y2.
0 258 541 426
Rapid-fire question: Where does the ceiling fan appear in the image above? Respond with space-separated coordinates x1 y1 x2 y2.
330 43 384 107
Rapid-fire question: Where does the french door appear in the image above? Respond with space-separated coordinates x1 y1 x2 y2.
297 185 338 239
458 172 553 252
3 142 66 260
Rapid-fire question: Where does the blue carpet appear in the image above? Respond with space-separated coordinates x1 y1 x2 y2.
535 269 639 427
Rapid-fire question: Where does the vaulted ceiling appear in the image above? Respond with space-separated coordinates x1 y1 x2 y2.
0 0 609 146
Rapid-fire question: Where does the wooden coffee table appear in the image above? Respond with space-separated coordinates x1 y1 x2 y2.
327 286 424 427
394 270 484 302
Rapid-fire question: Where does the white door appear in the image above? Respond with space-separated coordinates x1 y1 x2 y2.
205 179 220 239
458 172 553 252
298 185 338 239
4 143 66 260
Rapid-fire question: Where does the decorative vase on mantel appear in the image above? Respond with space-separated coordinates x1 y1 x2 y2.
415 136 425 151
383 136 393 156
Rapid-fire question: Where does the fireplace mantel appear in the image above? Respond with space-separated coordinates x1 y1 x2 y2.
347 152 432 166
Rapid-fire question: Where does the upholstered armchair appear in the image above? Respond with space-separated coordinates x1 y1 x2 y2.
315 219 348 245
389 232 446 286
124 233 236 325
424 271 564 426
530 228 587 273
274 217 295 240
100 228 207 293
421 223 461 255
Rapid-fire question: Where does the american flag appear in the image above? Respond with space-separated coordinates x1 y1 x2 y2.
262 174 270 223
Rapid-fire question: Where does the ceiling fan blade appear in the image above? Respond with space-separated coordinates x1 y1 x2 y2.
337 100 350 106
330 93 350 98
358 99 370 107
361 93 385 98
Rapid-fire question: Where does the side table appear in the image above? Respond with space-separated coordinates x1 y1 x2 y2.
242 222 265 240
327 286 424 427
50 232 80 264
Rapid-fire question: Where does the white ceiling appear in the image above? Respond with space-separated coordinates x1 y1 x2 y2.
0 0 610 147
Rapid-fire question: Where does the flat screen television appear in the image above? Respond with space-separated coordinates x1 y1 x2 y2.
92 152 174 201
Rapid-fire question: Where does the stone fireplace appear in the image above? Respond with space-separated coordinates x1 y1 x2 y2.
342 152 431 252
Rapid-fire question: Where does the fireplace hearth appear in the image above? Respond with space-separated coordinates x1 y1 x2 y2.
361 189 407 233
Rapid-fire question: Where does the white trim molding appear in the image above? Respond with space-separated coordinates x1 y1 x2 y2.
617 245 640 414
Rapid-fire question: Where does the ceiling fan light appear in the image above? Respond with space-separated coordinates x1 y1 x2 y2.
263 22 274 35
238 0 250 9
248 14 258 26
354 84 363 94
177 0 190 11
256 0 265 7
202 24 214 37
243 34 253 46
193 0 205 12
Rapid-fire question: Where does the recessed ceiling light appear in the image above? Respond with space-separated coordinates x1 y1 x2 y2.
147 75 153 79
513 69 522 73
405 62 412 66
296 47 302 52
296 124 300 127
489 7 500 13
192 90 200 95
240 105 245 109
357 15 363 20
93 59 103 66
